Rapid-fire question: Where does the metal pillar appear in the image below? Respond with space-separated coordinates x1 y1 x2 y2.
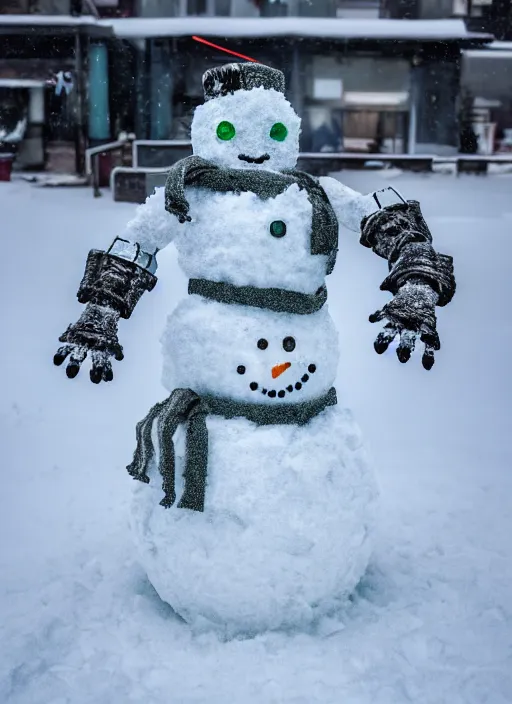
407 64 418 154
88 41 111 142
291 43 307 150
149 40 173 140
74 31 87 174
135 39 150 139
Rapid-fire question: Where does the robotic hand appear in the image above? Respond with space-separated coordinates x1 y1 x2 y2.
54 302 124 383
361 200 455 370
369 279 440 370
54 246 156 383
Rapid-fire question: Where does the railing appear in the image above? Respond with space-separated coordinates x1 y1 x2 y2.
97 140 512 202
85 136 134 197
132 139 192 169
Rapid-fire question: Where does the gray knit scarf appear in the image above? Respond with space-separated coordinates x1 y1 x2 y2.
188 278 328 315
127 387 337 512
164 156 339 275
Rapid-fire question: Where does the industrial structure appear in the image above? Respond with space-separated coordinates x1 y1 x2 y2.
0 0 510 176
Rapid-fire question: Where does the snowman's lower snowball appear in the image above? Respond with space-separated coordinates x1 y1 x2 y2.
130 406 377 636
129 298 378 635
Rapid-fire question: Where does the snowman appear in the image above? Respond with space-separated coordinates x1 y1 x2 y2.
54 63 455 635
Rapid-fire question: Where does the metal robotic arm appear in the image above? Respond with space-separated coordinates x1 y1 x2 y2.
319 176 456 369
53 187 180 383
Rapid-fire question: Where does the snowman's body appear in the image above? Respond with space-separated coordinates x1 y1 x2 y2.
131 297 378 633
175 186 327 293
117 64 404 634
131 407 376 634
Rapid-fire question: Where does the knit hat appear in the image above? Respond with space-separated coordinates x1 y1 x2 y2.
202 62 285 101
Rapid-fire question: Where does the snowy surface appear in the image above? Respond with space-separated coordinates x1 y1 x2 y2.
104 17 490 41
1 172 512 702
0 14 489 41
0 14 99 26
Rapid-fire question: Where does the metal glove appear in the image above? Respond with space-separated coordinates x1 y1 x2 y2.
370 280 440 370
54 303 123 383
54 250 156 383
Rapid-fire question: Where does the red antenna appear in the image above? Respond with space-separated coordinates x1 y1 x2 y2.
192 36 259 63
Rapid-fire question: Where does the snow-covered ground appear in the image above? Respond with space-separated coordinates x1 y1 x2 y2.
1 172 511 704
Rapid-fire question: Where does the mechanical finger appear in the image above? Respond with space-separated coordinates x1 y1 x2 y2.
53 344 74 367
374 324 399 355
396 329 417 364
66 346 88 379
420 324 441 351
422 343 436 371
369 308 386 324
113 344 124 362
102 357 114 382
90 350 108 384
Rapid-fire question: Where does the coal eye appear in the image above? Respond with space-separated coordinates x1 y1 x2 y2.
270 122 288 142
283 336 296 352
257 338 268 350
217 121 236 141
270 220 286 238
237 365 246 375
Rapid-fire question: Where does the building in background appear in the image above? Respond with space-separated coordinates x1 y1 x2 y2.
0 9 120 173
461 41 512 154
0 0 496 173
381 0 512 39
111 10 489 160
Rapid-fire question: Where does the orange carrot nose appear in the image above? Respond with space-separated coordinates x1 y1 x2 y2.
272 362 291 379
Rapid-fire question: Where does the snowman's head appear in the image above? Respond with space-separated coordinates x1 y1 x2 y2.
191 63 300 172
165 298 338 405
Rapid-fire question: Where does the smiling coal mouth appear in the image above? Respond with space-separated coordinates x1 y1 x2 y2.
238 153 270 164
248 364 317 399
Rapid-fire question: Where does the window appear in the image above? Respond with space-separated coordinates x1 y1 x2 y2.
186 0 207 13
214 0 231 14
0 0 29 12
183 0 230 14
452 0 468 14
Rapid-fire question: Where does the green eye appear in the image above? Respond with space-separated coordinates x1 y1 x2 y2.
217 121 236 141
270 220 287 238
270 122 288 142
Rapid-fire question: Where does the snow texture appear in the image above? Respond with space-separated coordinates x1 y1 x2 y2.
161 296 339 403
101 16 489 41
1 173 512 703
202 63 285 102
191 88 301 172
176 186 328 292
164 157 339 273
320 176 406 232
130 403 377 636
123 184 179 252
0 118 26 144
123 179 403 288
126 81 374 632
0 14 491 41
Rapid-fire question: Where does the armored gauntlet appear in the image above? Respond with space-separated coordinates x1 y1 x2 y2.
360 201 456 369
54 246 157 383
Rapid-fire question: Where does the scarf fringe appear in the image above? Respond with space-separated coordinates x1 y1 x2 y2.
127 388 337 512
126 390 206 511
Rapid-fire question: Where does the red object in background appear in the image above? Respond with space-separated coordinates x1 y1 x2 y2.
98 152 113 188
0 154 14 182
192 36 258 63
